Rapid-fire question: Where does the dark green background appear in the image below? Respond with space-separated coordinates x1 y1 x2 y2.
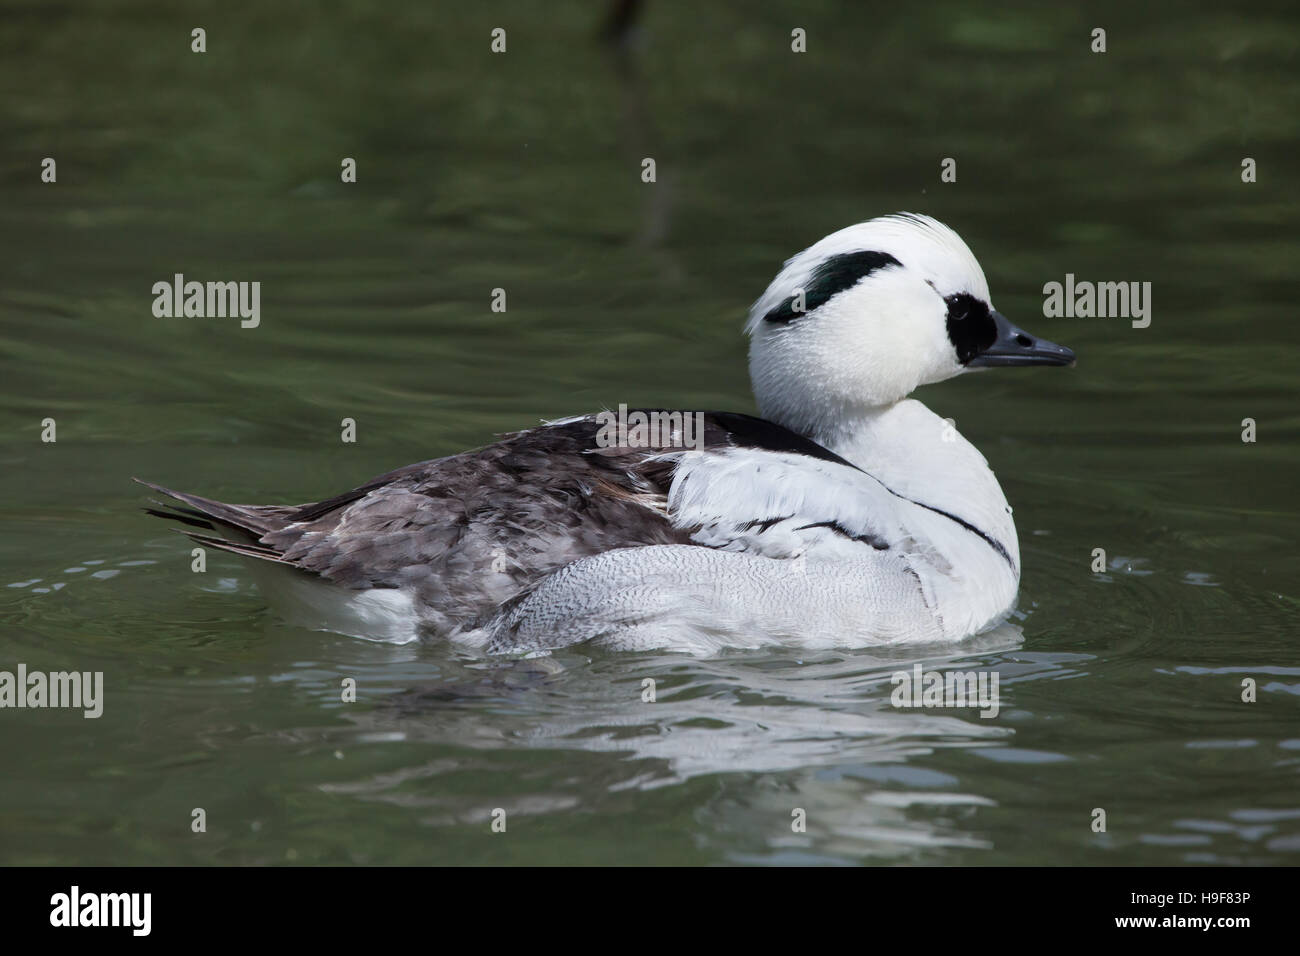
1 1 1296 864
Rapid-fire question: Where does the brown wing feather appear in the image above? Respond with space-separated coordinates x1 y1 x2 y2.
138 411 842 630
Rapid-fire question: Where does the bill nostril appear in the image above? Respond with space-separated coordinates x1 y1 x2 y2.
1015 333 1033 347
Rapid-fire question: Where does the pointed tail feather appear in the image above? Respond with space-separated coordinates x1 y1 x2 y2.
179 529 290 563
133 478 295 541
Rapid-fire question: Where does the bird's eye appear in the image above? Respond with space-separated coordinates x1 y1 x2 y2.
944 295 968 321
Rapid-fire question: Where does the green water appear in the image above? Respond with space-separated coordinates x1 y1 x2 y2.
1 1 1297 865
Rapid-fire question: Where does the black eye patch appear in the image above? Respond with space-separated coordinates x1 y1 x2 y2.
944 292 997 364
763 251 902 324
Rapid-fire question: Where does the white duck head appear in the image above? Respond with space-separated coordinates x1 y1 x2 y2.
746 213 1074 443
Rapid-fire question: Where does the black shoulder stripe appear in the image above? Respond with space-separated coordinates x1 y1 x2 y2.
763 250 902 324
897 496 1016 572
793 520 891 551
701 411 863 471
927 506 1014 570
740 513 795 533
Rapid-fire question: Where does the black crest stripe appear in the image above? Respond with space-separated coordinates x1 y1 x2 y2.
763 250 902 324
